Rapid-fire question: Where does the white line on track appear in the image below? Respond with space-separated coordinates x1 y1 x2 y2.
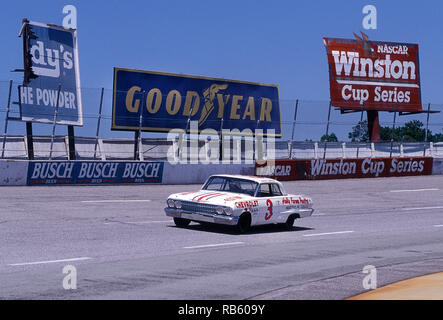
303 231 354 237
104 220 172 225
8 257 92 267
184 242 245 249
401 206 443 211
82 200 152 203
434 225 443 228
390 188 439 193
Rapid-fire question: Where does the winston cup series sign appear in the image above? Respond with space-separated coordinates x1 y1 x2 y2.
19 21 82 125
256 157 433 181
323 36 422 112
112 68 282 136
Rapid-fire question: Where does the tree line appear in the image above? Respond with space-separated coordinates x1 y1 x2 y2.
319 120 443 142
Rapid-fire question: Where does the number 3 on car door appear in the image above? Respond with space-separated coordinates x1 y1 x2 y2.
265 199 273 220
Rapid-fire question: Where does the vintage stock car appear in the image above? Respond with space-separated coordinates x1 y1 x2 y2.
165 174 314 233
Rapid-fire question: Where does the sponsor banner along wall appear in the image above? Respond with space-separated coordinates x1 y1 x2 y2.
112 68 281 136
255 157 433 181
20 20 82 126
323 36 421 112
27 161 163 185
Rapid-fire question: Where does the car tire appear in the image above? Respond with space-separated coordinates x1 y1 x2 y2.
237 213 251 234
174 217 191 228
283 215 296 230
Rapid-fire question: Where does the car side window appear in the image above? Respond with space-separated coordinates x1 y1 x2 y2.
205 177 225 190
271 184 283 196
258 184 272 197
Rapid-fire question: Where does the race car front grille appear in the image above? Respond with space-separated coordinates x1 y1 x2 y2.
180 201 218 215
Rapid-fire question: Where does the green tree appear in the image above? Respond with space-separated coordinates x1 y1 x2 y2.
320 133 338 142
348 119 443 142
348 120 369 142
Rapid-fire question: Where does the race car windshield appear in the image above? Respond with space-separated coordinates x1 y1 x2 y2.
203 177 258 196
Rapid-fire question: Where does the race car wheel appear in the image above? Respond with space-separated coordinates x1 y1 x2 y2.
237 213 251 234
284 215 296 230
174 217 191 227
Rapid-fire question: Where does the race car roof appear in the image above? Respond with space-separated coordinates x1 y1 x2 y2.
208 174 279 184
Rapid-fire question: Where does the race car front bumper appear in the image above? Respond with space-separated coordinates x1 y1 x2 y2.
165 207 239 226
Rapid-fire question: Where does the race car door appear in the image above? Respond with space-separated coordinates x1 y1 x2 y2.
256 183 285 224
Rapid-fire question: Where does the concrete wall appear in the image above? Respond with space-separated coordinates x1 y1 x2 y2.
162 163 255 184
0 160 28 186
0 158 441 186
433 158 443 175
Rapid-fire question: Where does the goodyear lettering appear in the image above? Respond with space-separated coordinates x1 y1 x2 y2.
124 87 274 123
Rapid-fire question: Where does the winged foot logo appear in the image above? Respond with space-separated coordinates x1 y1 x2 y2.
199 84 228 125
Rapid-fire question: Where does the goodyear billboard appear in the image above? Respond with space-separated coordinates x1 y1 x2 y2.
19 20 82 126
112 68 281 137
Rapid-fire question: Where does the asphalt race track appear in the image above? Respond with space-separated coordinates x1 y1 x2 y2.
1 176 443 299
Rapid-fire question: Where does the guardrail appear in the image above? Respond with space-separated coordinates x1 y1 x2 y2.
1 135 443 161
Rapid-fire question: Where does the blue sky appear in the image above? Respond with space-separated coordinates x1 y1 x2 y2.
0 0 442 140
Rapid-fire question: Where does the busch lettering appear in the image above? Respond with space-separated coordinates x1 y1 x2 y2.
31 162 74 179
122 163 161 179
78 162 118 179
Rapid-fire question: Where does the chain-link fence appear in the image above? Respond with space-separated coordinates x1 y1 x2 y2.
1 80 442 160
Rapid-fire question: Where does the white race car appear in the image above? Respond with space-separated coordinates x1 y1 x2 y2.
165 174 314 233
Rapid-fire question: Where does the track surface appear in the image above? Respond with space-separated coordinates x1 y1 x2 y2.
1 176 443 299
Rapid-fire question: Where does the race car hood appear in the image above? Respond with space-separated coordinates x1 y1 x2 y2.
168 190 255 206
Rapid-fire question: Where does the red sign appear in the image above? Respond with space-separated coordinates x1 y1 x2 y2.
255 157 433 181
323 36 422 112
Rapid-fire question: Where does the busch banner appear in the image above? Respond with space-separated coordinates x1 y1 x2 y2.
323 36 422 112
27 161 163 185
19 20 83 125
112 68 281 137
256 157 433 181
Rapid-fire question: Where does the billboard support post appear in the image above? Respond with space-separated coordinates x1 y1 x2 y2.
356 103 365 158
323 101 332 159
67 125 76 160
49 85 62 160
26 122 34 160
1 80 13 159
390 105 398 158
93 87 104 160
134 91 144 161
424 103 431 156
289 99 299 159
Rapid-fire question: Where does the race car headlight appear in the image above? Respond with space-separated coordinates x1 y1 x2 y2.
223 207 233 216
174 200 182 209
216 207 224 215
167 199 176 208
